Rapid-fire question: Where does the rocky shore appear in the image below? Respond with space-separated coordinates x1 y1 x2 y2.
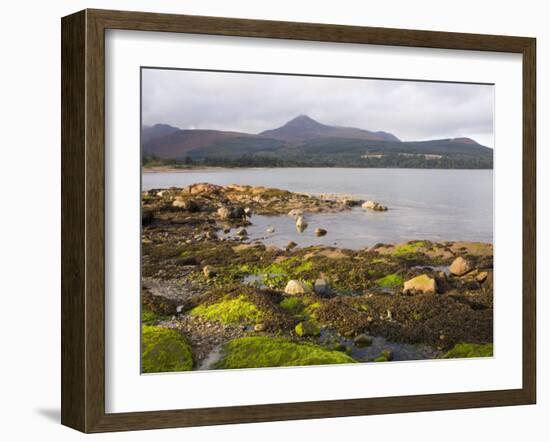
141 183 493 373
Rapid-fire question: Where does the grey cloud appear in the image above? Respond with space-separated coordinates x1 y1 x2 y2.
142 68 494 148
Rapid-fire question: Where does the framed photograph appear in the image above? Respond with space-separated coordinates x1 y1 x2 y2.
61 9 536 433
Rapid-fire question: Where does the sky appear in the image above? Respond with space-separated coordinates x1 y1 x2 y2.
142 68 494 148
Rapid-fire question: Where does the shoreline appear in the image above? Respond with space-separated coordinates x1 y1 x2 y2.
141 183 493 372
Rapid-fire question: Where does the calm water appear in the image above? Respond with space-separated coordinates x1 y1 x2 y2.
143 168 493 248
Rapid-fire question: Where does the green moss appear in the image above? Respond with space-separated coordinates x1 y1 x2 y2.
392 241 427 257
216 337 356 369
304 301 322 318
141 326 193 373
442 343 493 359
375 273 404 289
280 297 305 315
295 320 320 337
141 308 166 326
190 295 264 325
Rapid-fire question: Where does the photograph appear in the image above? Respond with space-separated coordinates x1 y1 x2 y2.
140 67 495 373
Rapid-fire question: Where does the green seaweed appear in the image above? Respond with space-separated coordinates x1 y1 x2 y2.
141 326 193 373
375 273 404 289
189 294 264 325
442 343 493 359
215 337 356 369
392 241 427 257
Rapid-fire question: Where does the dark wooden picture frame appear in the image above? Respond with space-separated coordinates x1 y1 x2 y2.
61 9 536 433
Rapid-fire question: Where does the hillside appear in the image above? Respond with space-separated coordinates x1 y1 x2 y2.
142 115 492 169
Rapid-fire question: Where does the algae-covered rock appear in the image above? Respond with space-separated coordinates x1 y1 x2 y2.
215 336 356 369
295 320 321 337
141 325 193 373
442 343 493 359
403 274 437 295
449 256 473 276
284 280 311 295
315 228 327 237
190 294 264 325
373 349 394 362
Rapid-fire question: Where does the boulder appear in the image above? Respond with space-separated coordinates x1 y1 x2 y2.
314 278 331 296
296 215 308 230
295 320 320 337
449 256 473 276
217 207 231 220
284 280 311 295
362 200 388 211
353 334 373 348
172 198 199 212
202 265 217 278
403 274 437 295
315 228 327 237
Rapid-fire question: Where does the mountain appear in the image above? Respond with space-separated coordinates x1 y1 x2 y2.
142 116 492 169
141 123 180 144
259 115 400 143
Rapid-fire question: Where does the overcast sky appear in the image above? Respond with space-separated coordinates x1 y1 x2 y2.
142 68 494 148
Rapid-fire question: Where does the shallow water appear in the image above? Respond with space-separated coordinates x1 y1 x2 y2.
144 168 493 247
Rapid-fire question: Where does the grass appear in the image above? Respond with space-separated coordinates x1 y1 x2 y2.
215 337 357 369
442 343 493 359
141 326 193 373
375 273 404 289
189 295 264 325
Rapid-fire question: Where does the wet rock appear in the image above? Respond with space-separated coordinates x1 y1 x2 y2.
236 228 248 237
295 320 320 337
374 349 394 362
315 227 327 237
403 274 437 295
449 256 473 276
314 278 331 296
284 280 311 295
362 200 388 211
203 265 217 278
172 198 200 212
286 241 298 250
231 207 246 219
266 226 275 233
296 215 308 230
353 334 373 348
205 230 218 240
244 207 253 216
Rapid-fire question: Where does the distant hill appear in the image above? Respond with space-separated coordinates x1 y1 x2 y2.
142 115 492 169
259 115 400 143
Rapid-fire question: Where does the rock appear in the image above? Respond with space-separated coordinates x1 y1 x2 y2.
217 207 231 220
203 265 217 278
403 274 437 295
353 334 373 348
374 349 394 362
236 228 248 237
362 200 388 211
205 230 218 240
296 215 308 230
172 197 200 212
156 190 166 197
244 207 253 216
187 183 221 194
231 207 246 219
476 271 488 283
314 278 331 296
142 209 154 225
449 256 473 276
295 320 320 337
315 227 327 237
266 226 275 234
284 280 311 295
286 241 298 250
253 323 266 332
176 305 184 314
288 209 303 218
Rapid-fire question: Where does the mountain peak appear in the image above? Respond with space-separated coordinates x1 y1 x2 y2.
284 114 322 126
